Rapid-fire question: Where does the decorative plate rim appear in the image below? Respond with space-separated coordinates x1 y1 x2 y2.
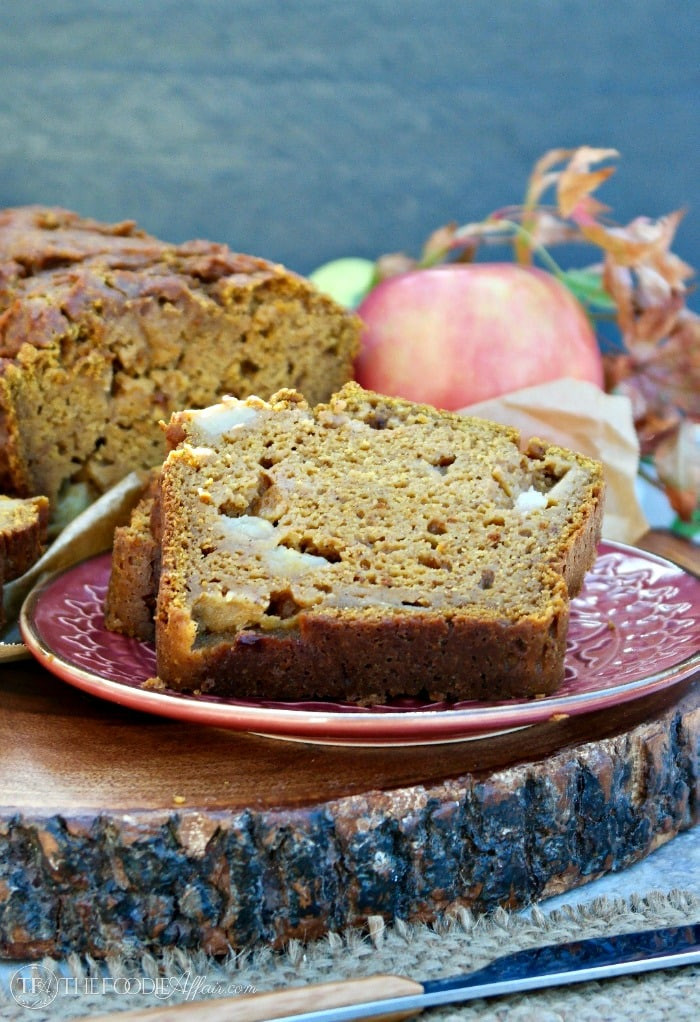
19 540 700 746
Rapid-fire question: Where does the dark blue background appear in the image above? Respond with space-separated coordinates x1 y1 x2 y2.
1 1 697 284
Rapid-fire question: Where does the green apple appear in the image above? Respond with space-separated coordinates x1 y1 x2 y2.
309 257 376 309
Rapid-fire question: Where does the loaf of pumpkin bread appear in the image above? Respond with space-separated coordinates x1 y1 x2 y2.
0 206 360 512
134 382 604 703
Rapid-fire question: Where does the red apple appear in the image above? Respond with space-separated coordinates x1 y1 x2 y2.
354 263 604 409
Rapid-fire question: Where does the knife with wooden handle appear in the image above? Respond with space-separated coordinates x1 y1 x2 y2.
82 923 699 1021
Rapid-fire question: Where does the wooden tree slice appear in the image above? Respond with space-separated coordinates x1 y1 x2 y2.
0 657 697 961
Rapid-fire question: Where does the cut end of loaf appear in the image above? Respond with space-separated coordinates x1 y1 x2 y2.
0 205 361 514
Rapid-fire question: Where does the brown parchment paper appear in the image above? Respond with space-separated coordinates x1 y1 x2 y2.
461 377 649 545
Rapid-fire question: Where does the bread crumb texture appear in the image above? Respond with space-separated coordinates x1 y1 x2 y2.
0 205 360 508
152 382 604 703
0 493 49 625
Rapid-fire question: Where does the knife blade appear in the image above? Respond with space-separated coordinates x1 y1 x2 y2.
244 922 700 1022
82 922 699 1021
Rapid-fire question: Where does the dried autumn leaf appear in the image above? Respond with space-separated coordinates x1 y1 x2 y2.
521 209 584 248
649 246 695 290
636 264 680 308
585 210 688 268
524 146 617 210
453 216 517 242
647 315 700 414
524 147 575 208
603 261 637 336
419 216 516 264
610 369 681 450
556 147 619 219
566 196 612 229
653 418 700 520
632 296 687 353
563 145 621 172
421 222 461 264
517 149 577 263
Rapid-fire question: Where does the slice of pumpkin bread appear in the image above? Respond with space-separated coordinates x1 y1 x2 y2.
103 471 161 641
0 493 49 626
149 382 604 703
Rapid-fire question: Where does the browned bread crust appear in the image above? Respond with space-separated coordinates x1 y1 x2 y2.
147 383 604 703
0 494 49 582
0 206 360 508
103 473 161 641
0 493 49 626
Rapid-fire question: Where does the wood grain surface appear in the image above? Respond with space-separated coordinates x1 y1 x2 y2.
0 532 697 960
0 663 695 814
636 530 699 576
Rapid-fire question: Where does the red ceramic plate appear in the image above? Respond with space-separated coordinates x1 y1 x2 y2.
20 542 700 746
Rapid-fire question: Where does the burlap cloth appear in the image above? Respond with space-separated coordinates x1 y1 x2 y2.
1 888 697 1021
